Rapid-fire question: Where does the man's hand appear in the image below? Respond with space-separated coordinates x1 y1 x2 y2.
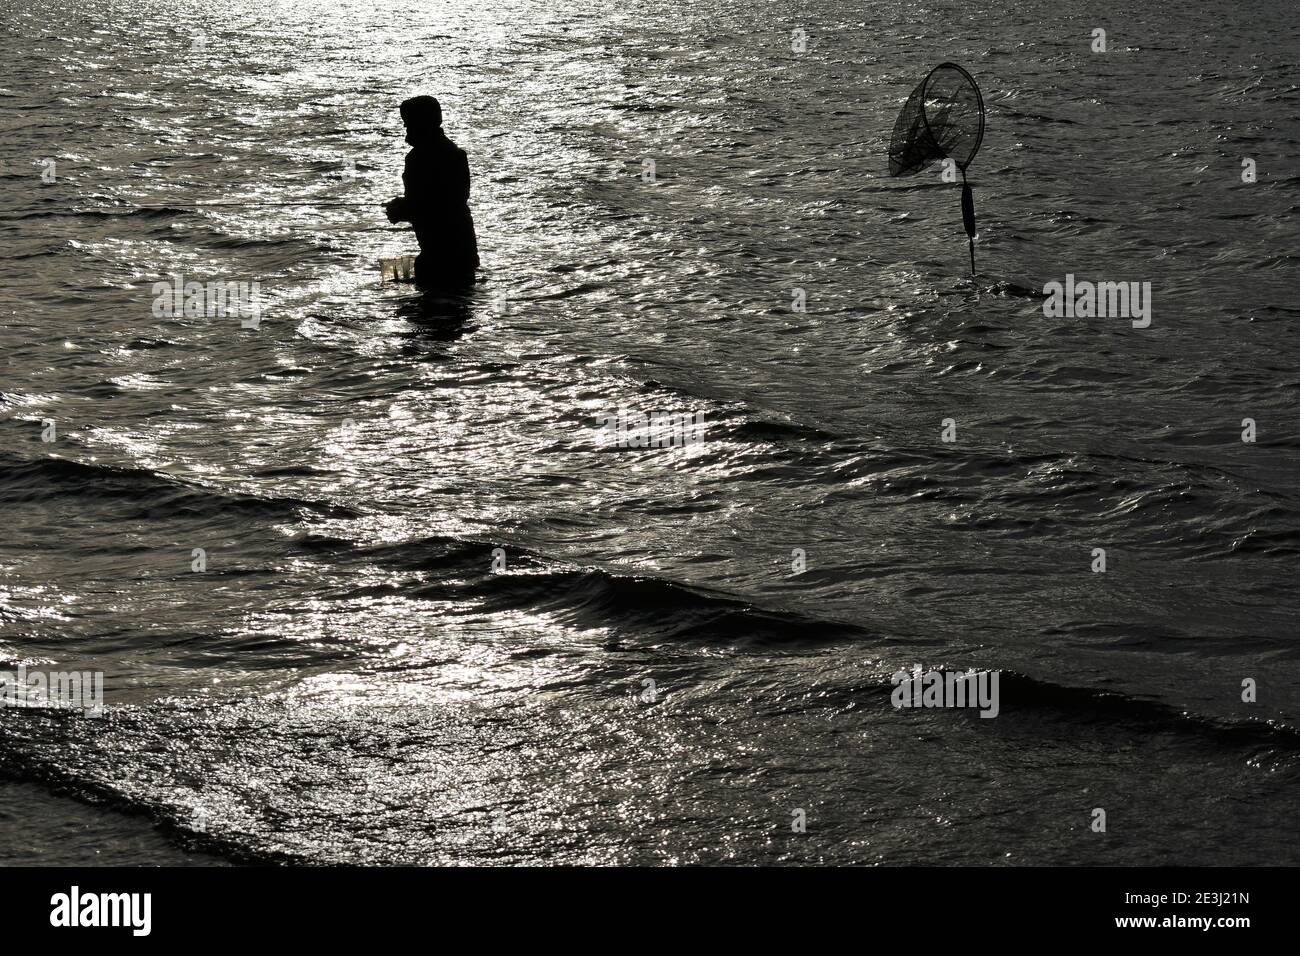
384 197 409 224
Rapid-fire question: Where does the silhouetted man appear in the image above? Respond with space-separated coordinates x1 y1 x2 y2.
385 96 479 286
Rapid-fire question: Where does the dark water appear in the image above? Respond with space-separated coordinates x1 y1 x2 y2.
2 0 1299 864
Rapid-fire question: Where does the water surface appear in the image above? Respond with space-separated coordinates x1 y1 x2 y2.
2 0 1298 864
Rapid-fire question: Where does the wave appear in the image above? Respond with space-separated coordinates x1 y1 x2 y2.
1 657 1296 867
0 452 360 520
0 206 192 221
302 532 868 647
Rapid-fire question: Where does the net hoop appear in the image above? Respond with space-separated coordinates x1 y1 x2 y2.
920 62 985 172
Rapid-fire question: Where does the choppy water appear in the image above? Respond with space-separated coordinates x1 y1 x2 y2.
2 0 1299 864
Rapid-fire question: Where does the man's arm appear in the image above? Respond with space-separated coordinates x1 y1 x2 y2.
456 150 471 204
385 150 420 223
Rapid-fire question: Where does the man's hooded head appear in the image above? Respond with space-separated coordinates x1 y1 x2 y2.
400 96 442 137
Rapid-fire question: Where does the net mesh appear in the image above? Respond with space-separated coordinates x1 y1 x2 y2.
888 63 984 177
